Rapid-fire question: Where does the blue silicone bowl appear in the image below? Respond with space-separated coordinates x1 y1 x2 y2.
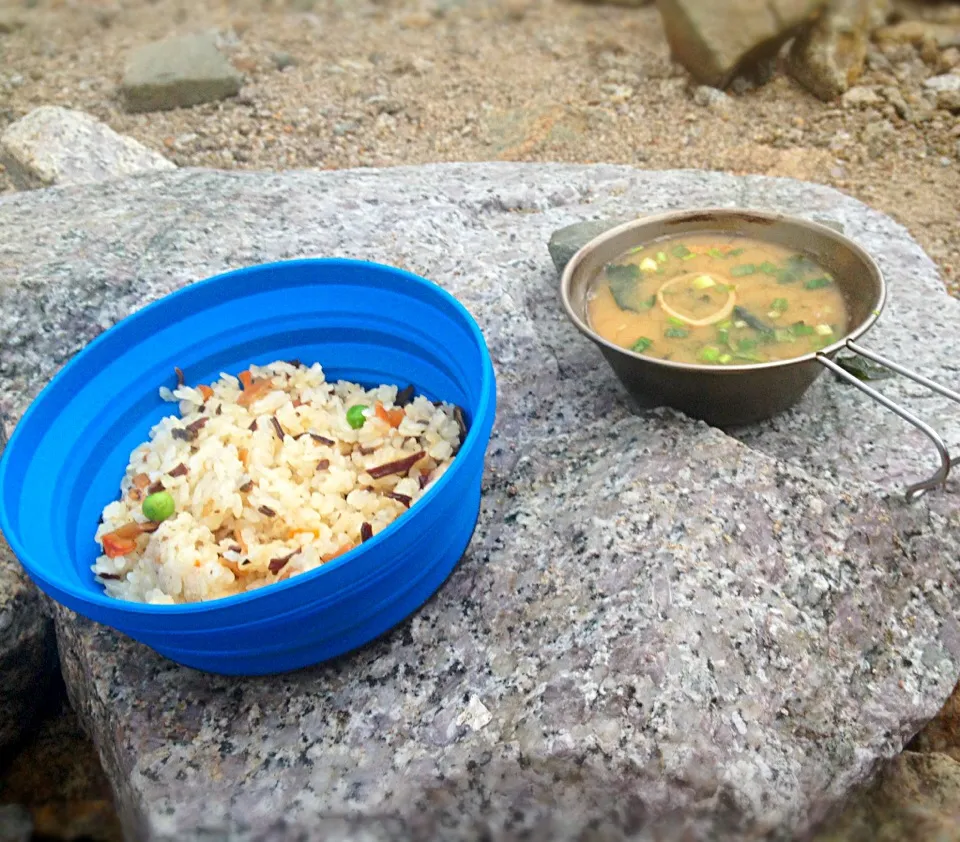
0 258 497 675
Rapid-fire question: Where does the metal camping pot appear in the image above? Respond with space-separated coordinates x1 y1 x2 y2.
560 209 960 501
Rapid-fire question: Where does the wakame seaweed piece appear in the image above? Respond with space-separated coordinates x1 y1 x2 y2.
730 264 757 277
671 244 692 259
777 269 798 284
804 276 833 290
759 261 779 274
726 248 745 257
791 322 815 336
665 327 689 339
606 263 643 311
787 253 820 273
834 354 896 382
631 337 653 353
732 306 775 336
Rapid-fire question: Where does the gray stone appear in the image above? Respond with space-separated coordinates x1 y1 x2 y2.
787 0 871 101
271 51 298 71
692 84 733 112
0 805 32 842
120 33 243 113
0 106 175 190
3 164 960 841
841 85 882 108
548 214 636 272
924 73 960 93
0 534 56 755
654 0 825 88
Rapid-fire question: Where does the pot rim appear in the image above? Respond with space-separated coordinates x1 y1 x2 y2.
559 207 887 374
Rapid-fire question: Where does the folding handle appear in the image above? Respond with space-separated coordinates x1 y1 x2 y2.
817 340 960 501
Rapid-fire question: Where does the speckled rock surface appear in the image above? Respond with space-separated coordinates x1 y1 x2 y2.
0 106 174 191
2 163 960 841
0 535 56 756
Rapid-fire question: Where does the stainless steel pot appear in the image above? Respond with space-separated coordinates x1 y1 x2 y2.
559 208 960 500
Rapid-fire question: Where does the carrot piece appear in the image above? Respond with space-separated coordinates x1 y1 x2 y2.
322 542 355 563
375 402 405 428
101 533 138 558
288 528 321 540
198 384 214 401
237 378 273 408
238 447 249 467
239 370 253 390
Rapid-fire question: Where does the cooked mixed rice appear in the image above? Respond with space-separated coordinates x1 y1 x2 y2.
93 361 465 604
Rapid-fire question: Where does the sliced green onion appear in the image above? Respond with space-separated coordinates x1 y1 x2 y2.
718 353 733 364
656 251 668 264
815 324 834 336
804 277 832 290
665 327 689 338
631 337 653 353
640 257 658 272
791 322 815 336
771 298 788 312
698 346 721 363
707 248 725 259
626 245 645 254
727 248 745 257
730 264 757 277
667 316 687 327
774 328 794 343
692 274 716 290
717 327 730 345
738 338 758 352
672 245 692 259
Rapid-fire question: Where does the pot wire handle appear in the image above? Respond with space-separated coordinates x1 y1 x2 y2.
817 340 960 501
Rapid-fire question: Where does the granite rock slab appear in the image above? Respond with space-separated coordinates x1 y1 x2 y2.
0 106 175 190
2 163 960 840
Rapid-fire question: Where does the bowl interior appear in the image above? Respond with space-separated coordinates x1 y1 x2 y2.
0 258 495 613
562 209 886 369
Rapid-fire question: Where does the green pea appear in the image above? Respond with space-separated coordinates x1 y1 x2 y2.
142 491 175 523
346 404 368 430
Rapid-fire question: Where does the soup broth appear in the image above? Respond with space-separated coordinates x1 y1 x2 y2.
587 233 849 366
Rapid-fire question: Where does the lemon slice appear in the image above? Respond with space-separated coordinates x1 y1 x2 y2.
656 274 736 327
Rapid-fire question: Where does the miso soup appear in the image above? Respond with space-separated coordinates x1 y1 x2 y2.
586 233 849 366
